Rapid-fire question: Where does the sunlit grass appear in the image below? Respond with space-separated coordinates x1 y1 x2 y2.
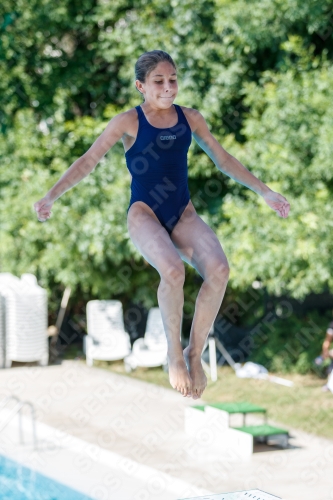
98 362 333 440
63 345 333 440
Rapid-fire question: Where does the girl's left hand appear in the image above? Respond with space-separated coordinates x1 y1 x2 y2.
262 190 290 218
33 196 53 222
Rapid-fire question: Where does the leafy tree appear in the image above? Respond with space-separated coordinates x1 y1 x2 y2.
216 40 333 298
1 0 333 336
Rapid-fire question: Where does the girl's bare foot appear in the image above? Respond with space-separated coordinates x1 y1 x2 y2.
167 353 192 397
183 346 207 400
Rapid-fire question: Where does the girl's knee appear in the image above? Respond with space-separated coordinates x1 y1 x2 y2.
159 261 185 288
205 256 230 283
218 260 230 279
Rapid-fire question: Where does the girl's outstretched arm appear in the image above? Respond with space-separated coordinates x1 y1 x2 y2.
188 109 290 218
33 112 130 221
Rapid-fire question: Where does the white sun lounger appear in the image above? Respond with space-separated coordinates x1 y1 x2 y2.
0 273 48 368
0 293 6 368
83 300 131 366
124 307 168 372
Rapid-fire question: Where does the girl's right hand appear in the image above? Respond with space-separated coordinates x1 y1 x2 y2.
33 196 54 222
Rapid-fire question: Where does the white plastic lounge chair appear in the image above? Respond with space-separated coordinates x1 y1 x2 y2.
0 294 5 368
124 307 168 372
83 300 131 367
0 273 48 368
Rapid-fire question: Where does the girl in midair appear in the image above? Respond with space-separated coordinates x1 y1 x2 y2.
34 50 290 400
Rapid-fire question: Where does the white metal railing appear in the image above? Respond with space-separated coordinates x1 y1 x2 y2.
0 395 38 450
200 337 218 382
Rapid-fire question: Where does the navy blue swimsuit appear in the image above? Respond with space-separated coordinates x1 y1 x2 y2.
125 104 192 235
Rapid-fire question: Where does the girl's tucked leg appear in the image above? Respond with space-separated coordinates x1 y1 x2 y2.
127 202 192 397
171 201 230 399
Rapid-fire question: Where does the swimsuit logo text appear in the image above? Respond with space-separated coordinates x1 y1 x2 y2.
160 135 176 140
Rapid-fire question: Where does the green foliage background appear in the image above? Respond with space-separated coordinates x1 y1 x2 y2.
1 0 333 371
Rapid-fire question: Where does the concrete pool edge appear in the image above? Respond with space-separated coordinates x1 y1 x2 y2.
0 410 214 499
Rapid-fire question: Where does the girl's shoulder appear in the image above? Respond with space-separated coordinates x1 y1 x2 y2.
110 107 139 136
178 106 204 131
116 107 139 122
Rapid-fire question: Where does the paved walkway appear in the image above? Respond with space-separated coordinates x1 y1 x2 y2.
1 360 333 500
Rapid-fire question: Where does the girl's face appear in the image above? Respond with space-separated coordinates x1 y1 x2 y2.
135 61 178 108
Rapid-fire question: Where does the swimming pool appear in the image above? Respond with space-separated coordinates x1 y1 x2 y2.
0 454 94 500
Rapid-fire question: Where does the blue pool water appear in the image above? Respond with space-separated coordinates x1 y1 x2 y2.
0 454 94 500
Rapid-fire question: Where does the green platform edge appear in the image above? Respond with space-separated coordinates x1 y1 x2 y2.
234 424 289 437
190 405 205 411
191 401 266 414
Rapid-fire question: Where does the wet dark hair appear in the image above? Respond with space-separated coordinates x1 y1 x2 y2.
135 50 177 83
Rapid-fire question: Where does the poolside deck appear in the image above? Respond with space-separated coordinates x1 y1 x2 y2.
0 360 332 500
